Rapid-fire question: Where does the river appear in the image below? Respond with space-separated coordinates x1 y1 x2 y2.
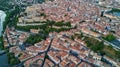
0 54 12 67
0 10 6 36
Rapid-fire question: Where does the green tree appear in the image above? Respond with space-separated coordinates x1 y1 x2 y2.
26 34 46 45
103 34 116 41
7 52 20 66
115 51 120 59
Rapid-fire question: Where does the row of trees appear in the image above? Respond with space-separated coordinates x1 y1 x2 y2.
109 8 120 13
54 21 71 27
16 25 44 32
17 20 72 31
3 6 20 31
102 34 116 41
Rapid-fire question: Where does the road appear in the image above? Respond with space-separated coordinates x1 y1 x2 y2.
14 38 54 67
